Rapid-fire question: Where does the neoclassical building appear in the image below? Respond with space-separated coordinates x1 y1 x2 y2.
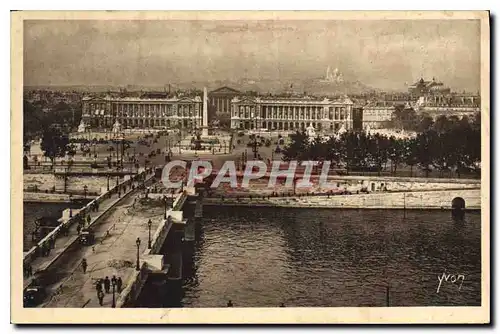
208 86 241 127
414 94 480 119
81 94 203 130
362 102 395 129
230 96 354 132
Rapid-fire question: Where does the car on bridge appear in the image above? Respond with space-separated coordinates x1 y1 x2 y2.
79 228 95 245
23 285 46 308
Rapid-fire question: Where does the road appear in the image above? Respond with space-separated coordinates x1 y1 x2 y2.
38 176 164 308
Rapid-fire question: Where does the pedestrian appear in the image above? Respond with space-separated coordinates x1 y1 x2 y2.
76 224 81 235
280 303 285 307
104 276 111 293
86 214 91 226
97 290 105 306
111 275 117 291
44 241 51 256
81 258 88 274
116 277 123 293
95 279 103 292
227 300 233 307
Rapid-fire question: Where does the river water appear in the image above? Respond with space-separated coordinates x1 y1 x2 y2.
137 207 482 307
23 202 91 251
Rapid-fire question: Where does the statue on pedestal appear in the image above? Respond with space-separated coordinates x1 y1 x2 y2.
77 120 87 133
112 120 122 134
306 123 316 141
338 124 347 135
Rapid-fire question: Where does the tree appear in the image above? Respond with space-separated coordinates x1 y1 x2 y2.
415 131 438 177
432 115 451 134
367 134 390 176
472 112 481 131
403 138 418 177
40 126 70 169
417 113 434 132
23 100 46 140
282 131 309 163
390 104 419 131
430 131 454 177
388 136 404 175
308 136 328 161
325 136 342 168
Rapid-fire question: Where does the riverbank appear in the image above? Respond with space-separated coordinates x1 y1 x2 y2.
203 188 481 210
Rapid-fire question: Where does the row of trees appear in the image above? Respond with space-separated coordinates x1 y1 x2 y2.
385 104 481 134
282 113 481 178
24 100 82 142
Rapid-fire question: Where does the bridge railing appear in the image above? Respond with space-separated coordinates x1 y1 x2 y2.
116 261 149 308
172 191 187 211
23 167 156 270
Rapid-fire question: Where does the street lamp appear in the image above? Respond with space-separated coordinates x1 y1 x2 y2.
135 237 141 271
111 276 117 308
147 219 152 249
163 196 167 219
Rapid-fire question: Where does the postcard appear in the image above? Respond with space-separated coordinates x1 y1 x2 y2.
11 10 490 324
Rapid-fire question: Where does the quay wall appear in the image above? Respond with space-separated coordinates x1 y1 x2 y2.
23 192 96 203
210 175 480 197
204 188 482 210
23 173 121 194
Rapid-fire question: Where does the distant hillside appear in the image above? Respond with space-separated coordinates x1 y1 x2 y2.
24 78 379 96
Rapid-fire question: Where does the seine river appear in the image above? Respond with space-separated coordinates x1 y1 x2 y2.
136 206 481 307
23 202 91 251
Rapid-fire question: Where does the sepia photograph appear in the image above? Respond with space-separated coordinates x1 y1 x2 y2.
11 10 490 324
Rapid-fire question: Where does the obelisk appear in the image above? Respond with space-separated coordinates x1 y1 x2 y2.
202 87 208 137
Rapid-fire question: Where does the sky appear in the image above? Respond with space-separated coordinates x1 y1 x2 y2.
23 19 481 92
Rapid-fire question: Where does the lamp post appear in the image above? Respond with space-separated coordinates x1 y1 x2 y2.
163 196 167 219
135 237 141 271
147 219 152 249
107 175 110 191
111 277 117 308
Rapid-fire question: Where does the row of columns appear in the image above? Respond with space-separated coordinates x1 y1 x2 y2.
212 97 231 113
231 119 351 131
426 95 479 106
85 103 201 119
86 117 202 129
233 105 351 121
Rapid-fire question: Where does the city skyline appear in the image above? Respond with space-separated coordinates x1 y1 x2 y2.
24 19 480 92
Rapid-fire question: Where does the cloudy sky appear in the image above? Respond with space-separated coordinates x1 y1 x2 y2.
24 19 480 91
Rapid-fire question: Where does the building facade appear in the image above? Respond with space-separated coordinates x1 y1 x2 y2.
415 94 480 120
208 86 241 127
362 102 396 130
230 96 354 132
81 94 202 130
408 77 451 95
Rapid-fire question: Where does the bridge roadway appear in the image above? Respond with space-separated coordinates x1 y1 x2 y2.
24 173 169 308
